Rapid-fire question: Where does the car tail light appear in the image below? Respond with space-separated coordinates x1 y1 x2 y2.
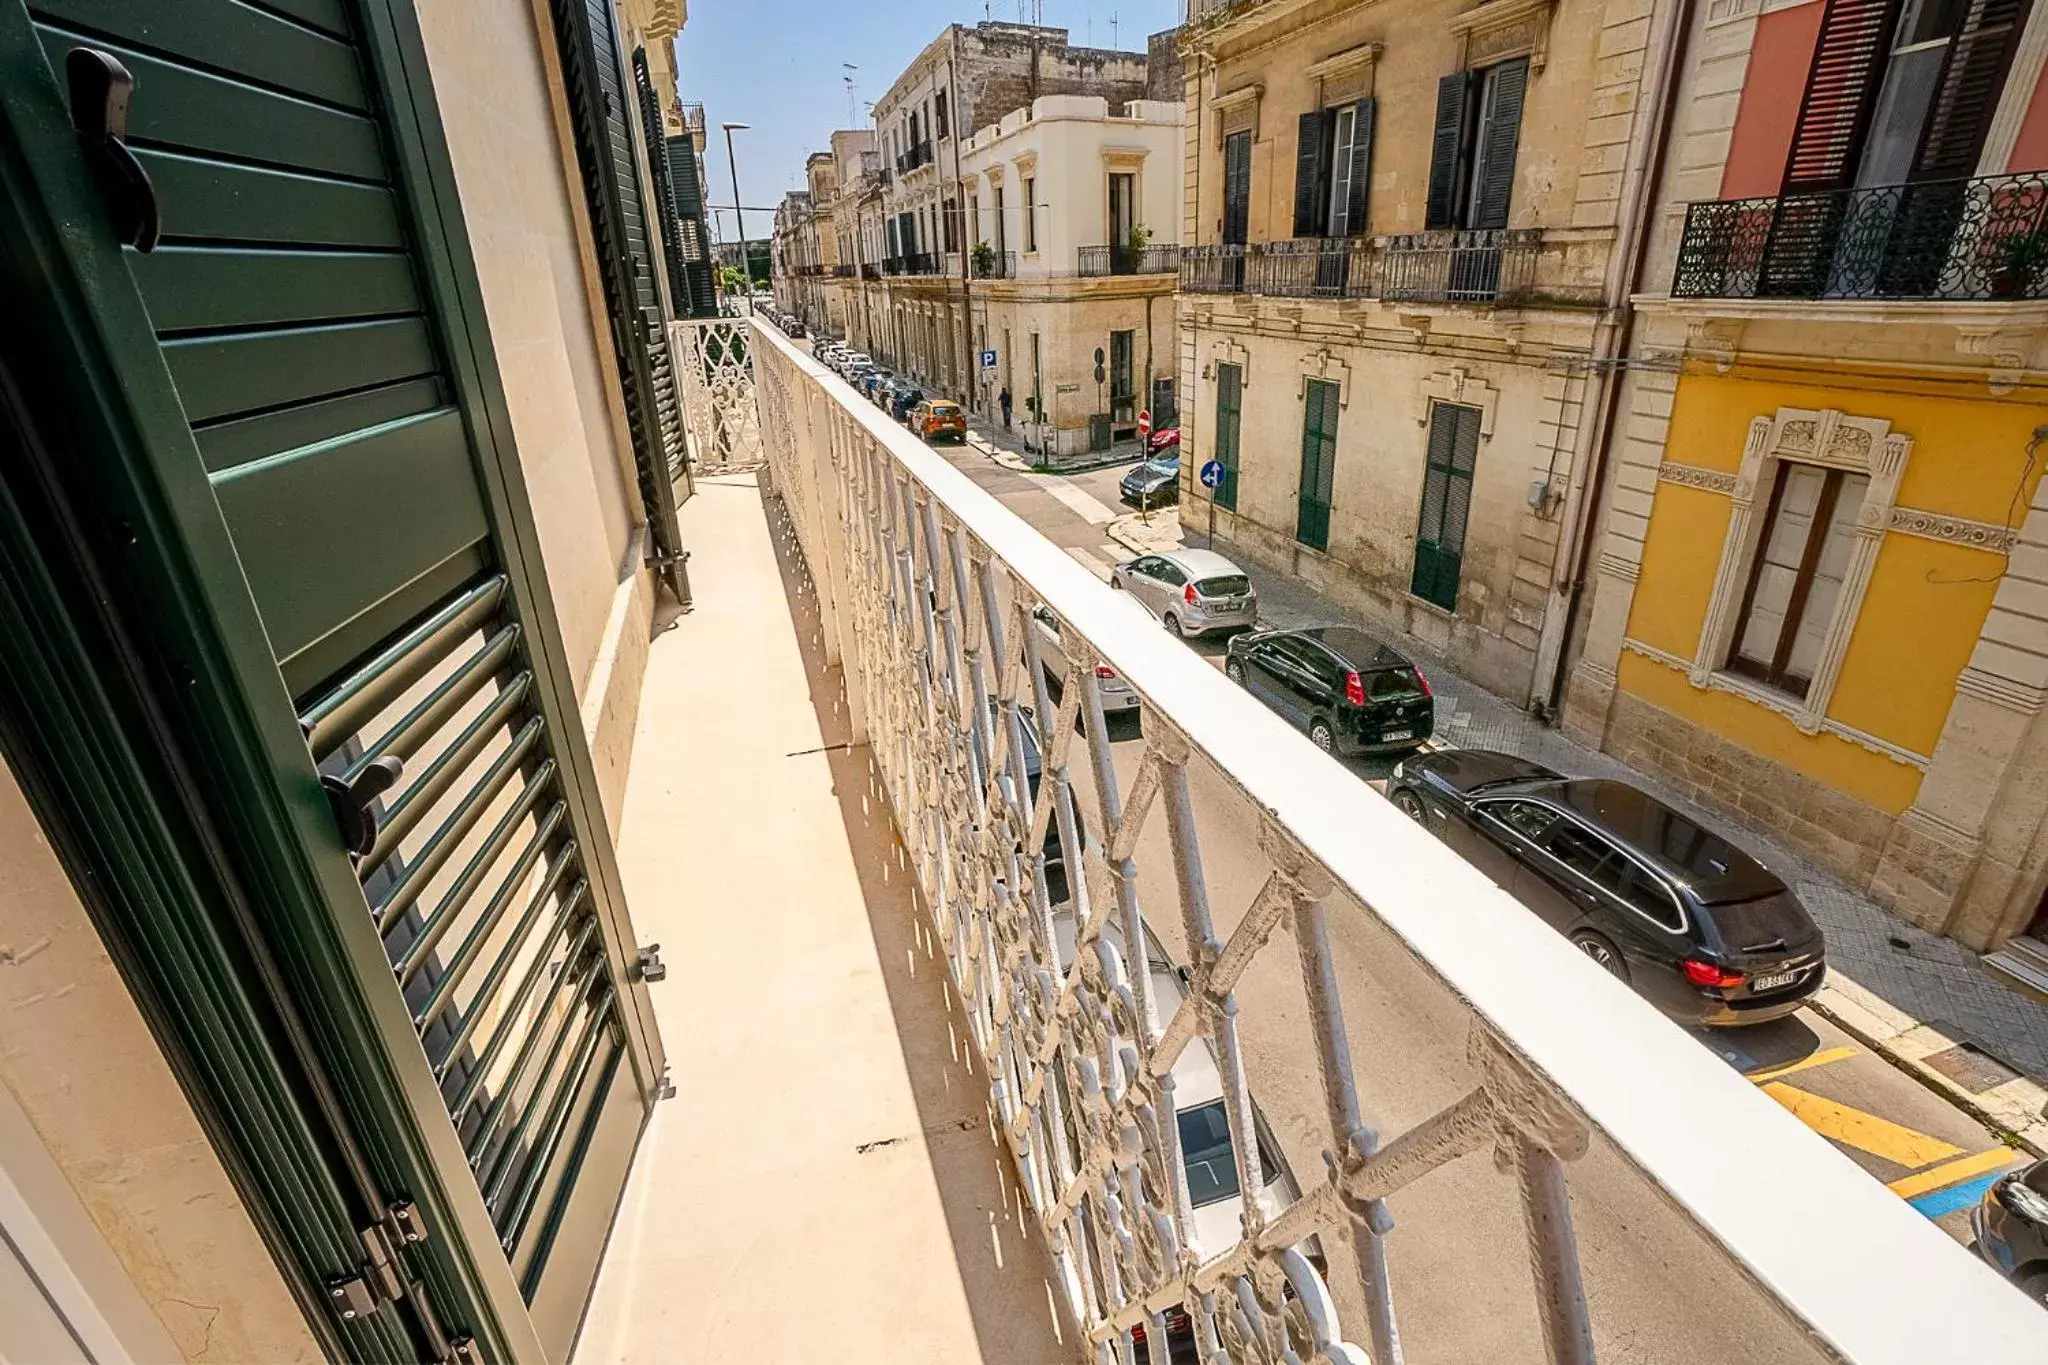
1344 670 1365 706
1681 957 1745 989
1416 669 1434 699
1094 664 1118 680
1184 582 1199 606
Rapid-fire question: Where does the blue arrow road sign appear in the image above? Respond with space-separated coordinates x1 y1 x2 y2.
1200 460 1224 489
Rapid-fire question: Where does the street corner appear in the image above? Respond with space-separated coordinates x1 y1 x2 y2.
1105 506 1185 560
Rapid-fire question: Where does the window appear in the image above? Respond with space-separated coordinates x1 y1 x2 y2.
1152 558 1188 587
1023 176 1037 251
1541 820 1623 892
941 197 957 253
1296 379 1339 552
1486 800 1558 843
993 185 1007 254
1727 463 1870 698
934 89 949 140
1213 364 1241 511
1616 862 1686 933
1175 1101 1280 1207
1412 401 1481 611
1109 172 1136 247
1109 329 1134 421
967 191 979 244
1292 99 1377 238
1425 58 1529 230
1029 331 1042 416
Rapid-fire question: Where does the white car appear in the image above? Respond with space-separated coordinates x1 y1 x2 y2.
1111 548 1259 638
1028 605 1141 716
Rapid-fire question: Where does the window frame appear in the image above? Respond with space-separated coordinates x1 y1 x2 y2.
1023 176 1038 253
1724 460 1865 699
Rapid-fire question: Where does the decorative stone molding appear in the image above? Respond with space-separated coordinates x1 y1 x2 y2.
1597 551 1641 583
1689 407 1914 736
1306 40 1382 83
1207 336 1251 388
1622 638 1934 768
1656 462 1737 495
1954 326 2033 393
1888 507 2020 554
1100 145 1150 171
1212 82 1262 145
1957 665 2048 715
1414 367 1500 437
1449 0 1557 72
1299 348 1352 407
1685 317 1745 373
1704 0 1760 23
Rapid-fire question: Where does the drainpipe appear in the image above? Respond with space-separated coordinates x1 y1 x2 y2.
951 42 976 407
1532 0 1698 721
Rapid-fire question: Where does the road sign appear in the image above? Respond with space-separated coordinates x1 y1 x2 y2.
1138 409 1151 439
1200 460 1225 489
979 348 997 370
1094 363 1106 385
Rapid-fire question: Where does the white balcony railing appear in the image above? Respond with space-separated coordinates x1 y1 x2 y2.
744 317 2048 1363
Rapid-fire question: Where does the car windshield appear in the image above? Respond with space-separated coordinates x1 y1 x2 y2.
1176 1100 1283 1207
932 403 961 415
1194 574 1249 597
1364 667 1426 701
1145 455 1179 475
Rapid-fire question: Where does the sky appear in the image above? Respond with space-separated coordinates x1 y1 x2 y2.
675 1 1182 245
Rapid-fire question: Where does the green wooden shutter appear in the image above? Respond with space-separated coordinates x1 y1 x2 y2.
1412 402 1481 610
1345 98 1377 237
12 2 667 1358
1223 129 1252 245
1425 72 1474 230
632 47 691 317
1472 59 1528 231
665 132 719 318
1292 110 1330 238
1214 362 1242 511
1296 379 1338 552
548 0 692 599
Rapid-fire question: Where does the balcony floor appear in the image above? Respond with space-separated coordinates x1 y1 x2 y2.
573 471 1069 1363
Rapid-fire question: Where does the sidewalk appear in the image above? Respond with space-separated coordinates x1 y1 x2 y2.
1106 506 2048 1154
963 411 1148 475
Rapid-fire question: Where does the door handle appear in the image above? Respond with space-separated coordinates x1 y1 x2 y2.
65 49 159 252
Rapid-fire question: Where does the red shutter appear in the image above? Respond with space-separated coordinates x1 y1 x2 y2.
1782 0 1905 192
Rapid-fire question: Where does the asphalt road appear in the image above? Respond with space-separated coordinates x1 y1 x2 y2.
917 432 2035 1358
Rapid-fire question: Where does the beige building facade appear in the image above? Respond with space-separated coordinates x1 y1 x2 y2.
1175 0 1667 703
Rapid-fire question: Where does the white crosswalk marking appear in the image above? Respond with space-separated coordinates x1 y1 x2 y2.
1038 477 1119 526
1064 545 1115 581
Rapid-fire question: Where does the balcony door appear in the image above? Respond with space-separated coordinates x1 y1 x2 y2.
3 5 664 1360
1110 172 1136 250
1223 130 1251 289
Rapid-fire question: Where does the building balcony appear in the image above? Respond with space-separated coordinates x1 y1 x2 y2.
860 261 882 281
883 252 941 277
1672 172 2048 303
1181 229 1551 306
574 316 2048 1363
1077 242 1182 277
972 248 1017 279
834 263 856 278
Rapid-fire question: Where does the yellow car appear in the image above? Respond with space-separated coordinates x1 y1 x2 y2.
912 399 968 444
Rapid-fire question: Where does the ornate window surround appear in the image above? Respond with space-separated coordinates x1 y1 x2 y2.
1448 0 1557 72
1412 366 1499 437
1689 407 1913 734
1299 348 1353 407
1206 336 1251 388
1212 82 1262 147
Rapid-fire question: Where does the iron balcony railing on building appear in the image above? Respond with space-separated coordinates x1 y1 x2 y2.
973 249 1017 279
1077 243 1182 277
894 141 936 175
737 315 2048 1364
860 262 881 281
1247 236 1371 298
833 263 856 278
1179 242 1248 293
883 252 940 277
678 100 705 138
882 255 904 275
1672 171 2048 302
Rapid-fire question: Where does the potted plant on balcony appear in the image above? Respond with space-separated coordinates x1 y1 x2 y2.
1117 222 1152 274
1991 226 2048 299
972 240 996 277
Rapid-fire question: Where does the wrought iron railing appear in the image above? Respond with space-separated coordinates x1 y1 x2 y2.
884 252 939 277
1078 243 1183 276
1672 172 2048 302
973 249 1018 279
833 263 856 278
1380 229 1539 303
670 318 764 475
743 316 2048 1365
1247 237 1370 299
860 262 881 281
1180 242 1247 293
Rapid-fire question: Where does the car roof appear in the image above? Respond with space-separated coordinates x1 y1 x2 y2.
930 400 961 410
1294 626 1410 670
1160 548 1245 578
1538 779 1782 904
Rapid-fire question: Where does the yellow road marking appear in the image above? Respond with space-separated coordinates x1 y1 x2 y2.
1886 1146 2022 1200
1743 1046 1858 1085
1760 1082 1966 1169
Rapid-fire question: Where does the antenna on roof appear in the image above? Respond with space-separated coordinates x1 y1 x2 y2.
1111 11 1119 46
842 63 858 126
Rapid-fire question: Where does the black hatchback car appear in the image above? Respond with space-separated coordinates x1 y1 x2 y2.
1387 750 1825 1027
1224 627 1433 756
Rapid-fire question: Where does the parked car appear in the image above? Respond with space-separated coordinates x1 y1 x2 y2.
1386 750 1827 1027
1224 627 1431 756
1120 451 1181 507
1110 549 1258 638
860 368 893 400
1973 1158 2048 1305
887 381 923 422
837 351 872 376
912 398 968 443
1148 426 1181 453
1027 604 1141 718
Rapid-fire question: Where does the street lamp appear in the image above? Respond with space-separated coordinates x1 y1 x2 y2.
722 121 750 290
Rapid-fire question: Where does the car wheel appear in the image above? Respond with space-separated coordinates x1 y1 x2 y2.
2016 1268 2048 1308
1163 612 1184 637
1225 659 1247 686
1309 719 1335 752
1571 931 1628 982
1392 789 1427 823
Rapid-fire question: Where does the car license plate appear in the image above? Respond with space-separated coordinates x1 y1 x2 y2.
1382 729 1412 742
1752 970 1801 992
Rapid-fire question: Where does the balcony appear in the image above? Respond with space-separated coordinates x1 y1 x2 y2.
1180 230 1546 305
860 261 881 281
972 248 1017 279
883 252 941 277
1672 172 2048 303
576 316 2048 1362
834 263 856 278
1077 243 1182 277
894 141 936 175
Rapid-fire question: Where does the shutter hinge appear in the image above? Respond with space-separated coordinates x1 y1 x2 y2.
325 1202 430 1324
646 548 691 571
447 1339 485 1365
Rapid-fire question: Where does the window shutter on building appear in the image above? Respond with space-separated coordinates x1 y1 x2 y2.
1910 0 2033 181
1473 59 1528 230
1224 130 1253 244
1345 98 1377 236
1293 110 1330 237
1782 0 1902 191
1426 72 1475 229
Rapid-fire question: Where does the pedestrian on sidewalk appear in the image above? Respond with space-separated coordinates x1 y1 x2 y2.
998 386 1012 430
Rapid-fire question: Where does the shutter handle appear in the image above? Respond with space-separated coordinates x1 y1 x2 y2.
64 49 159 253
323 757 404 861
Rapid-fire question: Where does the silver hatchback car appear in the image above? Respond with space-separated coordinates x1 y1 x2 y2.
1028 605 1141 715
1111 548 1258 637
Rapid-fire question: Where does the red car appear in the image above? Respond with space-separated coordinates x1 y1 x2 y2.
1148 426 1181 452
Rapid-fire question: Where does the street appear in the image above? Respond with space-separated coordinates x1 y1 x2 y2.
925 429 2033 1357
